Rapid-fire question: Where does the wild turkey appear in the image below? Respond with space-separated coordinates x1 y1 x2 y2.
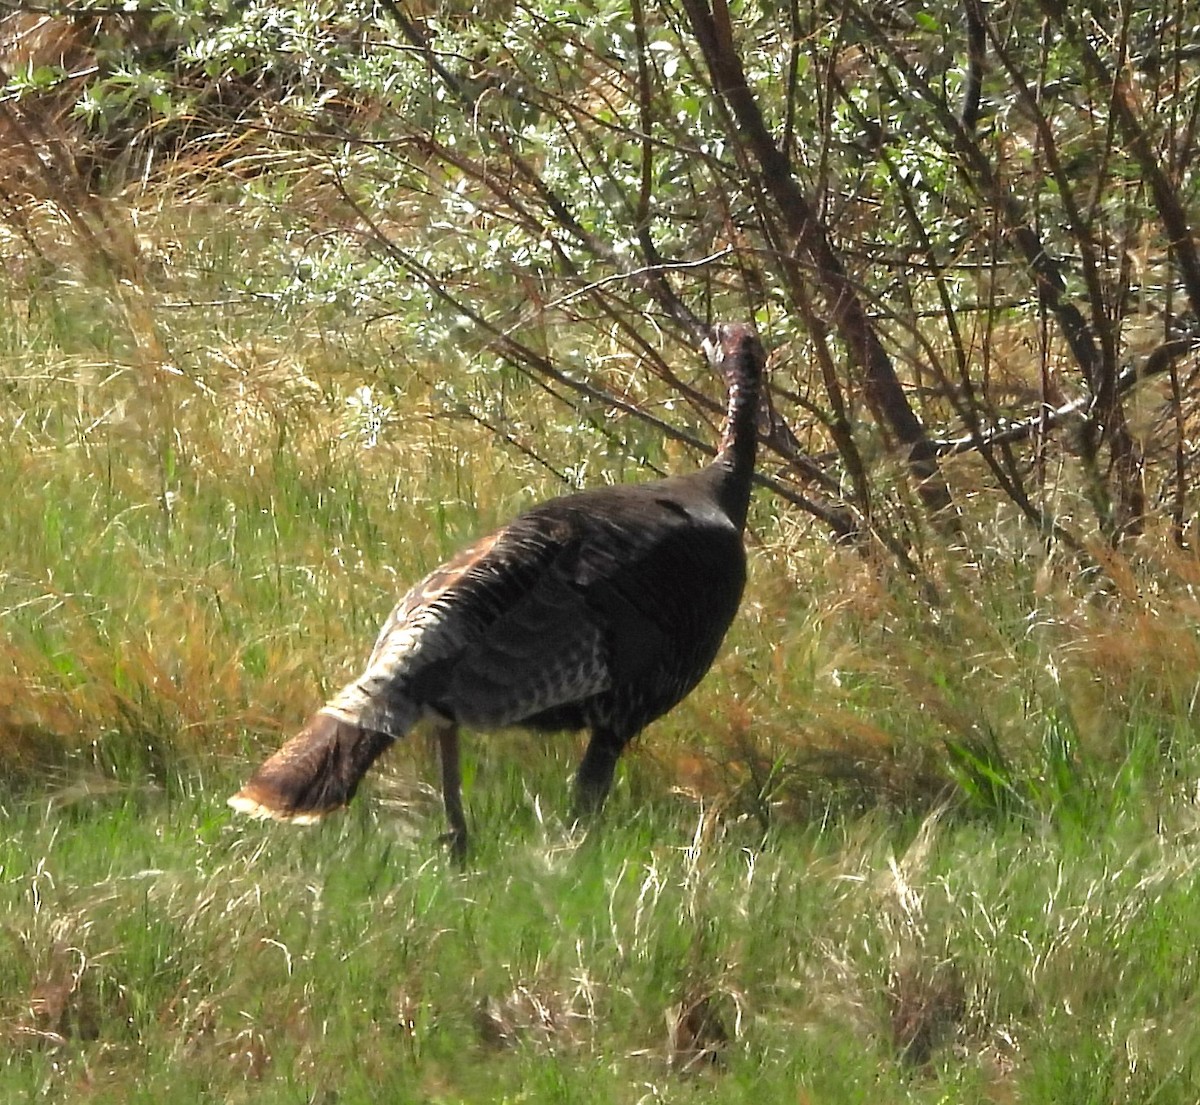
228 322 765 858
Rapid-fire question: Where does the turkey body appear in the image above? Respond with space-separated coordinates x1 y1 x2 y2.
229 323 765 858
358 471 747 769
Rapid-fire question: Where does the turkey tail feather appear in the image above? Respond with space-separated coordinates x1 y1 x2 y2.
227 712 394 823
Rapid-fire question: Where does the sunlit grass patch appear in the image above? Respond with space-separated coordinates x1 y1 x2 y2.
3 776 1200 1101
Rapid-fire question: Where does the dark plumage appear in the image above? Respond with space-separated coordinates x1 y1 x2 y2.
229 322 765 857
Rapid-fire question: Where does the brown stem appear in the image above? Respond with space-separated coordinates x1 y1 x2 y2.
678 0 956 520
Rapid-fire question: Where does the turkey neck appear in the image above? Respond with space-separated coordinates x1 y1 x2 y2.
710 329 763 532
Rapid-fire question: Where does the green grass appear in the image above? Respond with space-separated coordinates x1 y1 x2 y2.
5 197 1200 1101
3 770 1200 1102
